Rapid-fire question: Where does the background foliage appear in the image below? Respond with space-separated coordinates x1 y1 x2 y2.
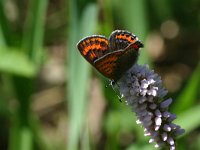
0 0 199 150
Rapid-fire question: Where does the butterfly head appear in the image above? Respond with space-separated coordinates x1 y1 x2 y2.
132 40 144 50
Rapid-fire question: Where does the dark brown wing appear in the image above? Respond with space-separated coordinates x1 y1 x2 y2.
109 30 138 51
94 50 124 80
77 31 144 81
123 40 144 51
77 35 109 65
94 41 144 80
113 41 143 79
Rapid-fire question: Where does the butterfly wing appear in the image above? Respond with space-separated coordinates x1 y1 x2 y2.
77 31 144 81
94 50 124 80
77 35 109 65
94 41 144 80
109 30 138 51
114 41 143 78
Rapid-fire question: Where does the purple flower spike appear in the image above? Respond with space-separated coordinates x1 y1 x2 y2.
117 64 185 149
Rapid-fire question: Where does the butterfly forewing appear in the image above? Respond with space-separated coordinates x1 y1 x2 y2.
77 35 110 65
94 41 143 80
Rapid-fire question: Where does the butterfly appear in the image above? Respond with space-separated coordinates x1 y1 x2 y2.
77 30 144 82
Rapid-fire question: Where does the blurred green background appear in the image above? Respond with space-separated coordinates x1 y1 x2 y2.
0 0 200 150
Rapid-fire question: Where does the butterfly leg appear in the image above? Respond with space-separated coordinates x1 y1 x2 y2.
106 80 123 102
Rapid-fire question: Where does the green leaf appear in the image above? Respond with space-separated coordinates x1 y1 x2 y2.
22 0 48 66
0 49 36 77
175 105 200 134
126 143 155 150
172 62 200 113
67 3 99 150
0 0 12 45
112 0 150 64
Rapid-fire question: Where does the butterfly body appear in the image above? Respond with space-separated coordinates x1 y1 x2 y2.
77 30 143 81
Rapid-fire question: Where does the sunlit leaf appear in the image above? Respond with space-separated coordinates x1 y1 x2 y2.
175 105 200 133
0 49 36 77
172 63 200 113
67 3 99 150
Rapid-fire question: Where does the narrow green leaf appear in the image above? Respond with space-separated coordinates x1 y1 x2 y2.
67 3 99 150
112 0 150 64
0 0 12 45
0 22 6 47
0 49 36 77
175 105 200 134
20 127 33 150
127 143 155 150
151 0 172 21
172 63 200 113
66 1 79 149
22 0 48 66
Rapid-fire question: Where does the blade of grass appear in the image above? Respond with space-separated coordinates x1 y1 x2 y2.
0 0 12 45
66 0 79 150
112 0 150 64
127 143 155 150
175 104 200 134
0 49 36 77
20 127 33 150
67 1 98 150
30 114 53 150
151 0 172 22
0 21 36 77
100 0 114 35
22 0 48 67
10 1 48 150
0 21 6 47
172 62 200 114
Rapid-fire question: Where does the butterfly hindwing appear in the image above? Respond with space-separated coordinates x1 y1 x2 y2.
94 41 144 80
94 50 124 80
114 42 143 79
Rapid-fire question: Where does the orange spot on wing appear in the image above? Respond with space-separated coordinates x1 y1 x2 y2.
116 34 135 43
82 38 108 56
